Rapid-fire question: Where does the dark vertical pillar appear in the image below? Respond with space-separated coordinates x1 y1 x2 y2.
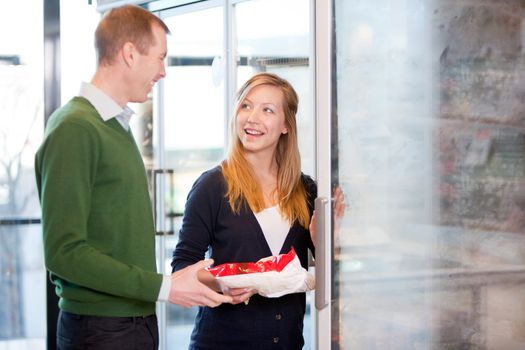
43 0 60 349
44 0 61 123
330 0 341 349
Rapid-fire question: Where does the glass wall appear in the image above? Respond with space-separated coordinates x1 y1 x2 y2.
0 1 46 349
332 0 525 349
160 5 226 350
160 5 225 215
60 0 99 103
234 0 314 174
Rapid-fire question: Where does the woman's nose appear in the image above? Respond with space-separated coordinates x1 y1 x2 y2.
246 109 259 123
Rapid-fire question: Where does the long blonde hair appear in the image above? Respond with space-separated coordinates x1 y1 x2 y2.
221 73 310 228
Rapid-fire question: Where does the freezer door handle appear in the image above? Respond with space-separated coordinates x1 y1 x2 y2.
315 196 329 310
151 168 175 236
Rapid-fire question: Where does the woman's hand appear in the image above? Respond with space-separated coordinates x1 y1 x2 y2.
333 186 346 220
222 287 257 305
309 186 346 245
309 210 317 243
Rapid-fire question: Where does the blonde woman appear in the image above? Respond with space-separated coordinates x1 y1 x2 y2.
172 73 317 349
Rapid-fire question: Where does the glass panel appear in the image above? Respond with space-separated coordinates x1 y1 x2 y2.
60 0 99 103
161 8 225 350
333 0 525 349
0 1 45 348
234 0 314 175
162 7 225 214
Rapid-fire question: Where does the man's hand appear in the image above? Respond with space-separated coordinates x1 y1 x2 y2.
169 259 233 308
197 265 255 305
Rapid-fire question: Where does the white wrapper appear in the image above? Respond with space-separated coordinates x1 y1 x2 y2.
213 253 315 298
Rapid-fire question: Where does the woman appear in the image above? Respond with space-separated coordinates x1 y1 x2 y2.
172 73 338 349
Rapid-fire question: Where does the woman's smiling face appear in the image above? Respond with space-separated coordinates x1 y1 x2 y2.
236 84 288 155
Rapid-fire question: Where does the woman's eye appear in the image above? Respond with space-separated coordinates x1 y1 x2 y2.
264 107 274 113
241 103 251 110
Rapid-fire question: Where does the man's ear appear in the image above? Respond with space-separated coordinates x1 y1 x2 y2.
121 42 135 68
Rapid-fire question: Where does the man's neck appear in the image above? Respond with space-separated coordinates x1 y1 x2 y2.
91 66 128 108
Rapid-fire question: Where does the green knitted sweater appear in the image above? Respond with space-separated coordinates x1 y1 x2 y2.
35 97 162 316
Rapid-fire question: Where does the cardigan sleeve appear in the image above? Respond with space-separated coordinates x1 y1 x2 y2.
171 168 223 272
302 174 317 256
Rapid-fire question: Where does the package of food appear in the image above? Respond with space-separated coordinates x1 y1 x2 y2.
207 247 315 298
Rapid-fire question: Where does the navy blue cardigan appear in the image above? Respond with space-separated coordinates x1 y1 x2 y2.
171 166 317 350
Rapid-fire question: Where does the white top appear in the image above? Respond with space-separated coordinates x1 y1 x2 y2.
254 206 291 256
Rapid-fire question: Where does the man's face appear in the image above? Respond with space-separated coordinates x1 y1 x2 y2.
129 23 167 103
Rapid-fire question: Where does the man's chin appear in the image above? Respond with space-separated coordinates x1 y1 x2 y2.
130 94 149 104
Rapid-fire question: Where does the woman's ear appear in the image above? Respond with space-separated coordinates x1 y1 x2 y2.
282 128 288 135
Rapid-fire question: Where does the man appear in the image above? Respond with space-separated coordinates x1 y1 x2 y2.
35 5 231 350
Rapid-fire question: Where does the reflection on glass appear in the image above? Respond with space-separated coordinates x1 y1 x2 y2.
334 1 525 349
0 1 45 348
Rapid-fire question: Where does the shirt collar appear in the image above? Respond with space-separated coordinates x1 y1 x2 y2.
79 82 135 130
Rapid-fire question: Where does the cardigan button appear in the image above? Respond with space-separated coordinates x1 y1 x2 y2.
273 337 280 343
275 314 282 320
